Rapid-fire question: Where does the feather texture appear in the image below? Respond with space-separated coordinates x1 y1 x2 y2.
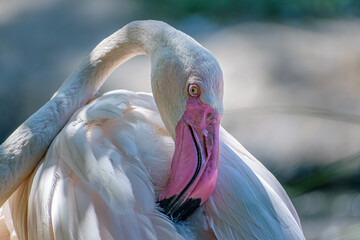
4 91 182 240
1 90 304 240
0 20 304 240
202 130 305 239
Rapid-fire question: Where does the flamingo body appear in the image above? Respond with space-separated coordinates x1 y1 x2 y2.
0 20 305 239
2 90 304 239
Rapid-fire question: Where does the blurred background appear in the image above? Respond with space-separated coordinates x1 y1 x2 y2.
1 0 360 239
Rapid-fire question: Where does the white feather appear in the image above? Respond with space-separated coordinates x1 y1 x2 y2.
0 20 305 240
4 91 183 240
201 133 305 240
2 90 305 240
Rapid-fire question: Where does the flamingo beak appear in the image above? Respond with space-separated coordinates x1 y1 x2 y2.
158 97 220 221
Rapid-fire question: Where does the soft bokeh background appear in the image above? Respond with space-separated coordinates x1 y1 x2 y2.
1 1 360 239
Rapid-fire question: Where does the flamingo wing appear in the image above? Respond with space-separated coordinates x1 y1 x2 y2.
201 128 305 240
7 90 182 240
3 91 304 240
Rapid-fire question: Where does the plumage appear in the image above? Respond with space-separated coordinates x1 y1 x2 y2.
0 20 305 239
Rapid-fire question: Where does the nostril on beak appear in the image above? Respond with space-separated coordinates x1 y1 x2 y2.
206 112 214 121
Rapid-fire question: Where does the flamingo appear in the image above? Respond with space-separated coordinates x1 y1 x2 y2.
0 20 305 239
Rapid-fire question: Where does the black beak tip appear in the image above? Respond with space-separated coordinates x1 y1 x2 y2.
157 196 201 222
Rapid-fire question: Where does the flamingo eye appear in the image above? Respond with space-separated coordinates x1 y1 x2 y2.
188 84 200 97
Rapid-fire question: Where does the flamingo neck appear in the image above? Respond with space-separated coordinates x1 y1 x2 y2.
57 21 162 104
0 20 171 205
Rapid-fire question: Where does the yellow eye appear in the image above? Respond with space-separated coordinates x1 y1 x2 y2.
188 84 200 97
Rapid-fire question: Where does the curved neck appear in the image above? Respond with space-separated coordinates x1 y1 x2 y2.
57 20 160 103
0 20 169 205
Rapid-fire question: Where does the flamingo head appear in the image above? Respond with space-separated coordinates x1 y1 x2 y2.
151 38 223 221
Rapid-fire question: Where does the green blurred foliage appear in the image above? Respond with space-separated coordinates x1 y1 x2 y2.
284 152 360 197
136 0 359 21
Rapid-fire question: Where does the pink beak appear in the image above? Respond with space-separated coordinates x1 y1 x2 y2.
158 97 220 221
